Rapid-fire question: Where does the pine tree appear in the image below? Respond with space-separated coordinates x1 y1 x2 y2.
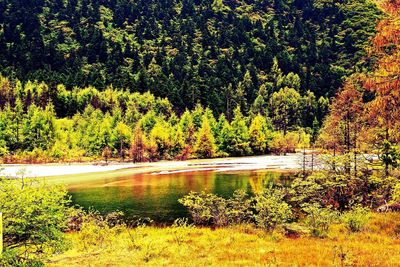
194 116 216 158
22 104 57 151
150 119 172 159
269 87 301 135
249 114 270 155
230 107 251 156
131 125 146 163
113 122 131 160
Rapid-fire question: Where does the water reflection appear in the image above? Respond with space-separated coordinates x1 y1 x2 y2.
69 170 297 222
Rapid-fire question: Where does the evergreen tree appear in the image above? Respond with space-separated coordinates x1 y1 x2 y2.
230 107 251 156
150 119 172 159
131 125 146 163
22 104 57 151
249 114 271 155
194 116 216 158
113 121 132 160
269 87 301 134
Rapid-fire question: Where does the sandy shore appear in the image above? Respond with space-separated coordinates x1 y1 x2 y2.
0 154 304 178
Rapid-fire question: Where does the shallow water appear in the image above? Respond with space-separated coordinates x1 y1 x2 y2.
69 170 297 222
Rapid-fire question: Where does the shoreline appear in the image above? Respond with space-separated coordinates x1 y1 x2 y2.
0 154 304 179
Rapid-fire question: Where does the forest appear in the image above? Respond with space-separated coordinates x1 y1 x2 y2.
0 0 383 162
0 0 380 113
0 67 320 163
1 0 400 266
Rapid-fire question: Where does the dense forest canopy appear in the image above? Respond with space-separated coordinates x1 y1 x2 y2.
0 75 315 162
318 0 400 175
0 0 381 114
3 1 400 265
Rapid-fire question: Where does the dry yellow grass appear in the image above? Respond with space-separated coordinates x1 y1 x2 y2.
48 213 400 267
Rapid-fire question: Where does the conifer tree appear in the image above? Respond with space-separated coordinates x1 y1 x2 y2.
194 116 216 158
113 122 132 160
249 114 270 155
131 125 146 163
230 107 251 156
269 87 301 135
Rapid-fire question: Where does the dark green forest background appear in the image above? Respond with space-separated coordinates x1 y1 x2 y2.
0 0 380 114
0 0 383 161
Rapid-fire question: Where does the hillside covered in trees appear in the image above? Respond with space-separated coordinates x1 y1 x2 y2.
0 75 315 162
0 0 384 162
0 0 381 115
2 1 400 266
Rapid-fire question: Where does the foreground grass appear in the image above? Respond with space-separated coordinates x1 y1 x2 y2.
49 213 400 266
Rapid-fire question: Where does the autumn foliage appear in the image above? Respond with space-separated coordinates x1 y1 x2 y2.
321 0 400 153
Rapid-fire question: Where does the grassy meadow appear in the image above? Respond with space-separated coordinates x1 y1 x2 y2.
49 213 400 267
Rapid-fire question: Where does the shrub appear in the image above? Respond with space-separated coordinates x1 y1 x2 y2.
77 213 113 252
302 203 338 238
179 190 252 227
67 208 86 231
180 189 292 230
341 206 370 233
226 190 253 224
252 188 293 230
75 211 126 252
290 154 397 211
179 191 229 226
0 177 71 264
392 182 400 202
105 211 125 227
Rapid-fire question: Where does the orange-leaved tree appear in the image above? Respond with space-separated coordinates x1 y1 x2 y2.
364 0 400 173
319 76 365 174
364 0 400 141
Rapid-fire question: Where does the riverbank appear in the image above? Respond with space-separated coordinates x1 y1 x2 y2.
0 154 304 179
48 213 400 266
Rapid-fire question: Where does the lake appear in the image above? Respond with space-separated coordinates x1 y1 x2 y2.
69 170 297 223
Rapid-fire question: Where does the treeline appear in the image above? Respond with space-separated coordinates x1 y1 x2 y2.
0 74 326 162
318 0 400 174
0 0 380 114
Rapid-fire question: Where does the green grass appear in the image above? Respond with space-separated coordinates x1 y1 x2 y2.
48 213 400 266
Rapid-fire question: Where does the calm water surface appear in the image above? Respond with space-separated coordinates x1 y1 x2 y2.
69 170 297 222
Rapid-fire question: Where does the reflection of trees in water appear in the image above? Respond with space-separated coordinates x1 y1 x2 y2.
248 176 263 194
71 171 297 222
213 173 244 197
247 172 296 194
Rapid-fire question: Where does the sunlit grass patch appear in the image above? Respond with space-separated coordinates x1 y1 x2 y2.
48 213 400 266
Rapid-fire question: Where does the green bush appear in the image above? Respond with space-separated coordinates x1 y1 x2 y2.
302 203 338 238
392 182 400 202
178 191 230 226
252 188 293 230
0 177 71 265
341 206 370 233
180 189 292 230
179 190 253 227
77 212 119 252
290 154 399 211
226 190 253 225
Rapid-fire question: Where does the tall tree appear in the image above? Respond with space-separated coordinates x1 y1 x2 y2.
22 104 57 151
269 87 301 135
113 121 131 160
249 114 271 155
194 116 216 158
131 125 146 163
364 0 400 174
230 107 251 156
